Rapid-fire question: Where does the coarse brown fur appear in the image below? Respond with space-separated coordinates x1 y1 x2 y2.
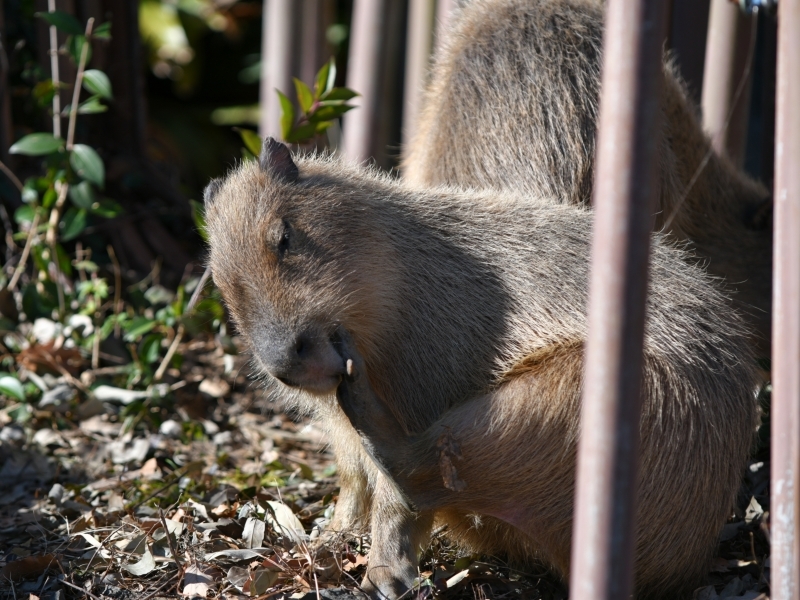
205 144 760 599
402 0 773 355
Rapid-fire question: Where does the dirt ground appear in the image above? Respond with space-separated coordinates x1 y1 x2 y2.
0 332 773 600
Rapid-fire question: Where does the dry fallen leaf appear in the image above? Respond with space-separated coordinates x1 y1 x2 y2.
0 554 58 582
244 569 279 596
122 547 156 576
264 500 307 544
182 561 214 596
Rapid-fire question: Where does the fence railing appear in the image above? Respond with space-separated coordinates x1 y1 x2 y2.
257 0 798 596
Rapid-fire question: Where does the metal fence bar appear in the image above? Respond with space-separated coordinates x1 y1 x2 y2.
434 0 458 48
402 0 435 148
341 0 387 162
569 0 668 598
701 0 755 165
771 0 800 597
259 0 299 140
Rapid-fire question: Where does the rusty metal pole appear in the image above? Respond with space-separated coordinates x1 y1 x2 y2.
569 0 668 598
701 0 755 165
771 0 800 597
402 0 435 148
341 0 387 162
259 0 300 140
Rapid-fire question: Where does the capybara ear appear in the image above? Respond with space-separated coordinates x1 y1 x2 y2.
259 137 299 183
203 178 223 206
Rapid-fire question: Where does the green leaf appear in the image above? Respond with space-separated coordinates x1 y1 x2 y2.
90 198 123 218
294 78 314 113
76 96 108 114
144 285 174 305
314 58 337 97
61 207 88 241
139 333 164 365
93 21 112 39
308 104 354 123
66 35 91 65
70 144 105 187
325 58 337 93
82 70 112 99
276 90 295 142
123 316 157 342
14 205 37 225
33 80 56 108
235 128 262 157
69 181 95 209
320 87 358 102
55 243 73 277
314 121 333 134
35 10 83 35
74 260 98 273
42 186 57 209
190 200 208 242
314 60 330 99
0 374 25 401
285 123 317 144
9 133 64 156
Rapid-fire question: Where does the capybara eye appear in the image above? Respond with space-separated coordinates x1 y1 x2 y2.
277 220 291 256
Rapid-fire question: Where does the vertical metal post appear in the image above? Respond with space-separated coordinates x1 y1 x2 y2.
341 0 386 162
0 0 14 163
434 0 457 48
701 0 755 165
259 0 299 140
771 0 800 597
569 0 668 598
402 0 435 148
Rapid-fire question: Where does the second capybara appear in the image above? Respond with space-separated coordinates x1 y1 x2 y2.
402 0 773 354
205 139 760 599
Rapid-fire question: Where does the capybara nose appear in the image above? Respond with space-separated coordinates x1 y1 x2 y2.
293 332 313 359
263 329 346 393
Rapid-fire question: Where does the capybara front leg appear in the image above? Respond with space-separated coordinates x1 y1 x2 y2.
360 476 434 599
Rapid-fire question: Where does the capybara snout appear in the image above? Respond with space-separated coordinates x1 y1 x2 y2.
255 323 346 393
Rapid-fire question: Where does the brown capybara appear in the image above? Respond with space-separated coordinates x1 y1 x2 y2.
402 0 773 355
205 139 760 599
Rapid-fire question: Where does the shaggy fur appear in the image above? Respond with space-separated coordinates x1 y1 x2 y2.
402 0 773 354
205 148 760 599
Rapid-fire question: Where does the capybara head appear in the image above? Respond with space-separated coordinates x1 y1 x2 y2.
203 139 398 398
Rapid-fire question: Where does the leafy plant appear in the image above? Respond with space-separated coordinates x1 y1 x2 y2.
276 58 358 144
7 13 119 321
0 8 229 413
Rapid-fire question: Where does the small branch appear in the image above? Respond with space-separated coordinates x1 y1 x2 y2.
47 0 61 138
7 212 41 291
108 244 123 336
187 266 211 312
0 159 23 191
154 323 184 382
43 18 94 317
65 18 94 151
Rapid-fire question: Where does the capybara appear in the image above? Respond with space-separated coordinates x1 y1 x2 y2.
205 139 760 599
402 0 773 355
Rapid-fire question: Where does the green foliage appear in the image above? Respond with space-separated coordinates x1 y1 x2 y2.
82 70 112 99
0 374 26 401
10 133 65 156
35 10 83 35
70 144 105 187
276 58 359 145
